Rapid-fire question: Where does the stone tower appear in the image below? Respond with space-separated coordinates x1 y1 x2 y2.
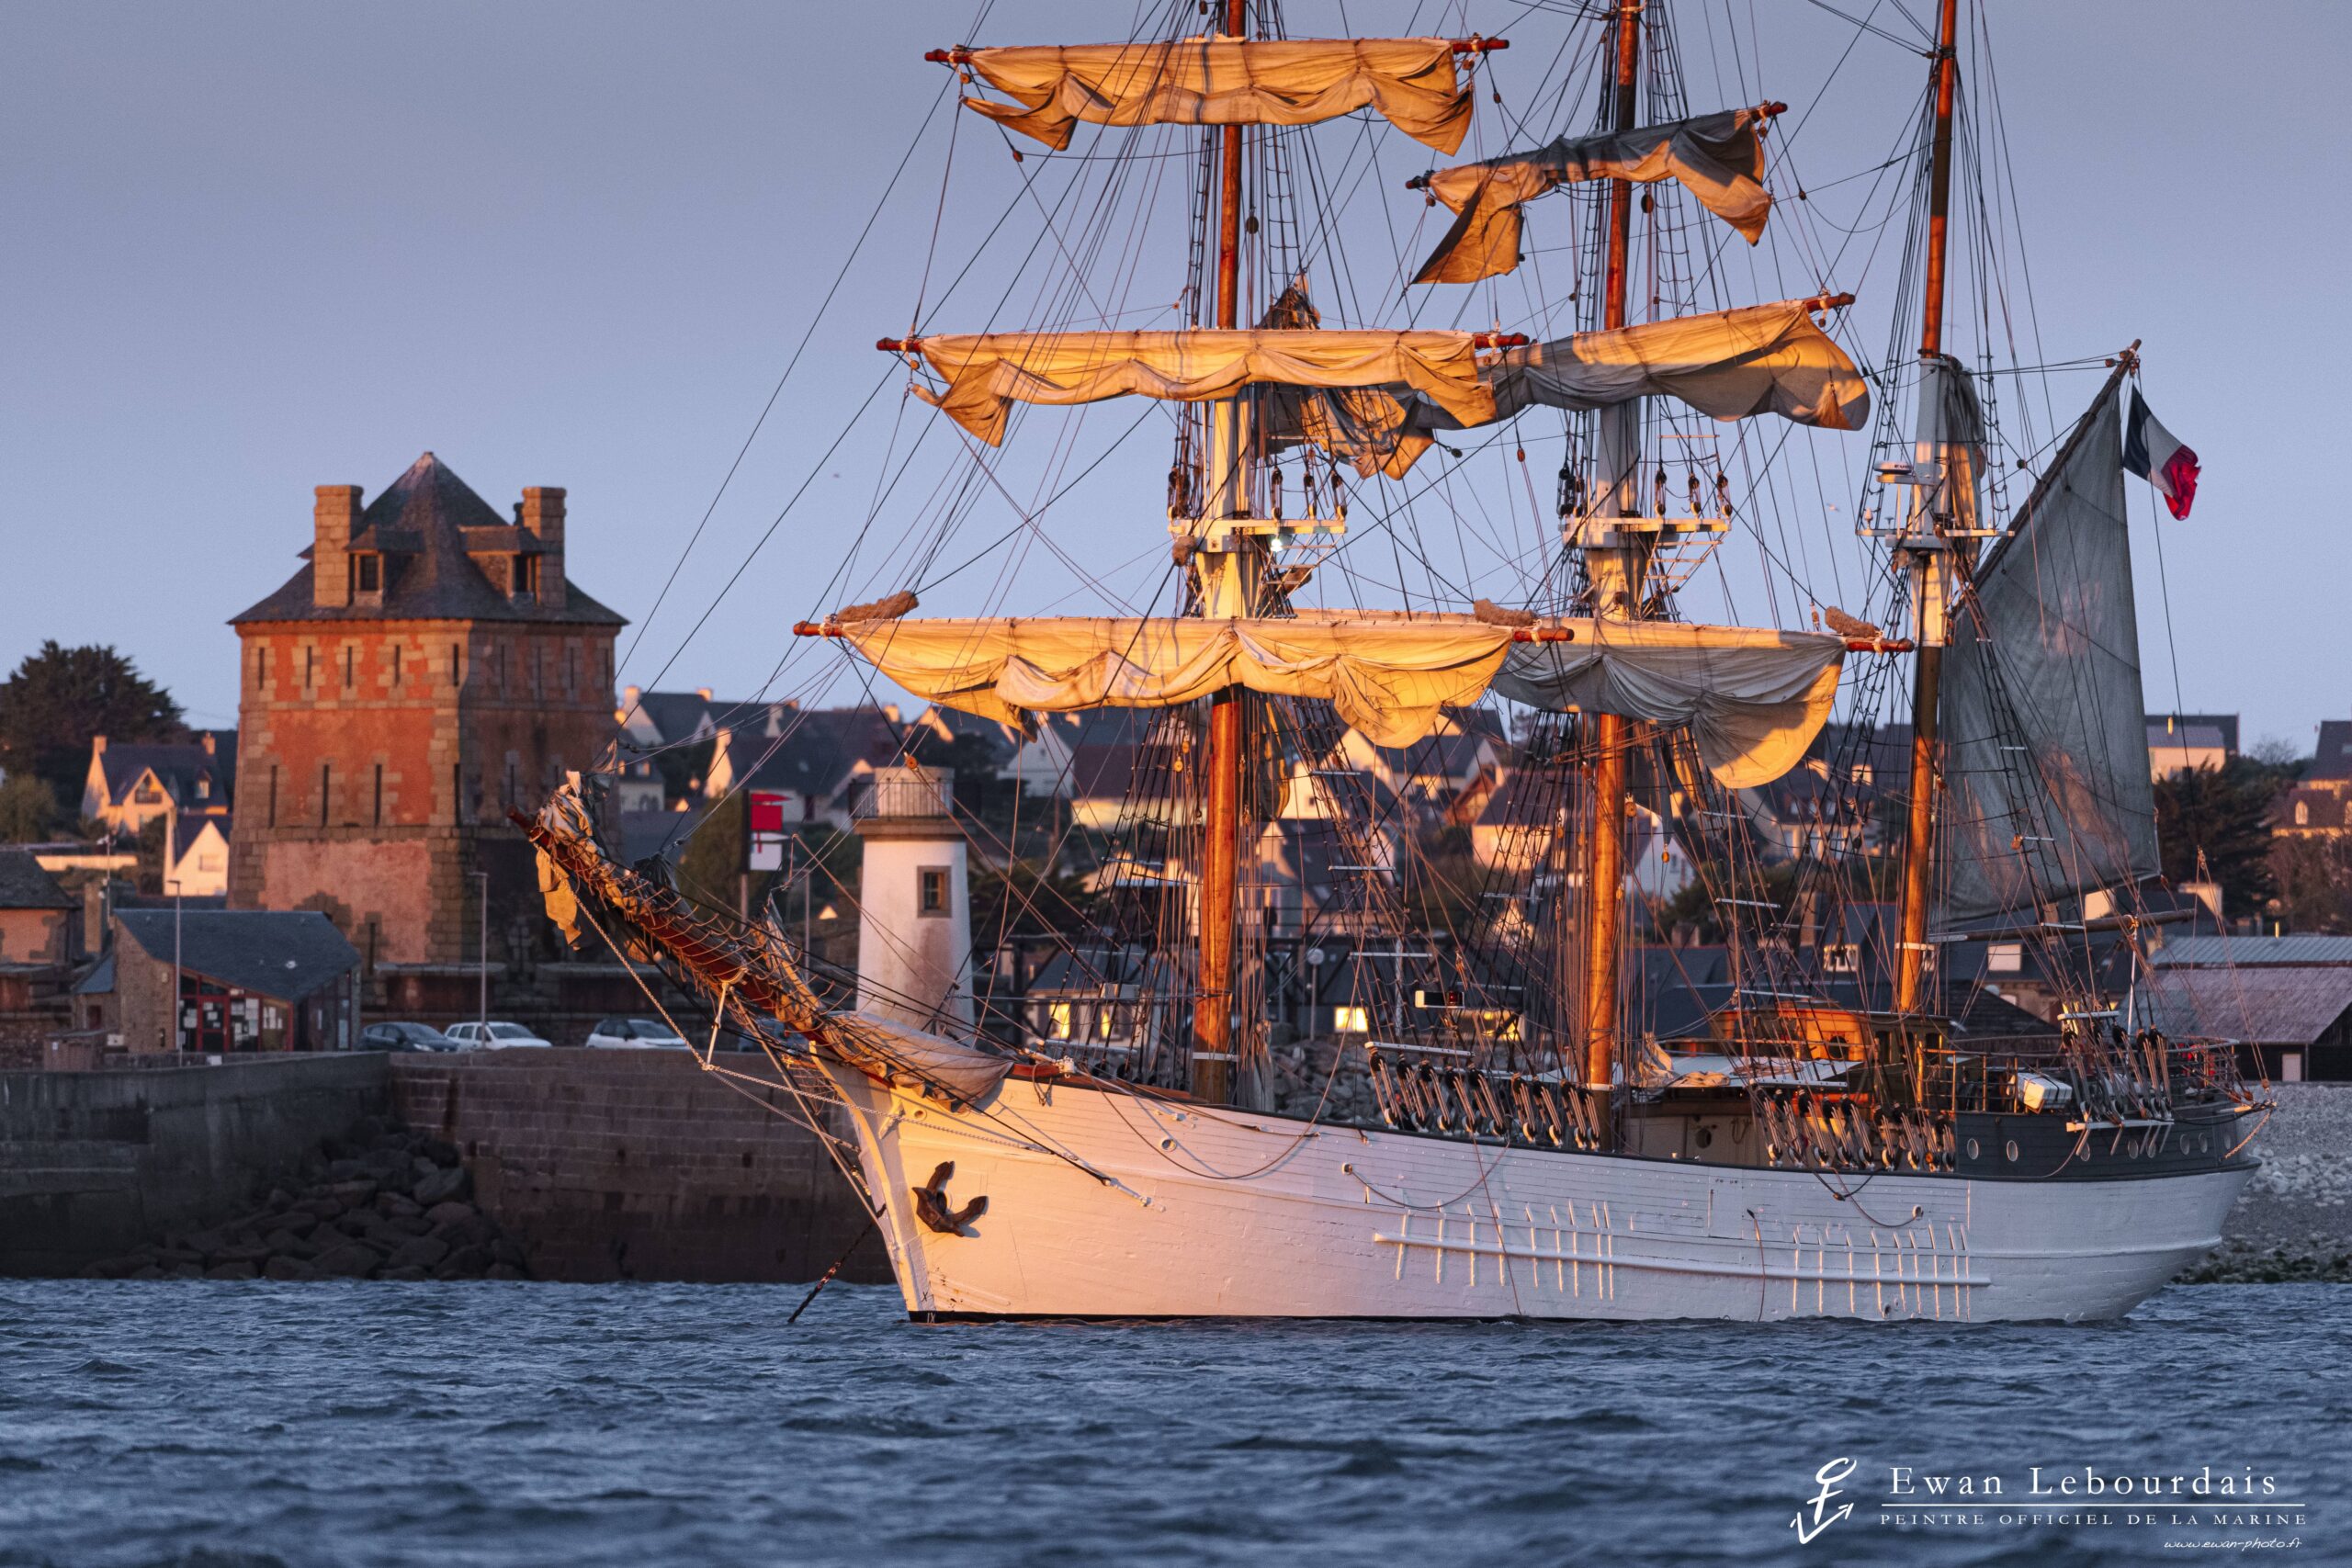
854 765 973 1034
227 453 626 969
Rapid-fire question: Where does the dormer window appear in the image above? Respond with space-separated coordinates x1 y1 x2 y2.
515 554 539 599
350 553 381 594
197 775 210 800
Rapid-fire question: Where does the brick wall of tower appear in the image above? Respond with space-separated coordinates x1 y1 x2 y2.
230 620 617 965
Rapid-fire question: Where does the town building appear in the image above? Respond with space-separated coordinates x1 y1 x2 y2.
86 908 361 1054
0 849 77 965
164 814 234 897
78 731 237 838
2144 712 2239 779
2143 933 2352 1082
2277 719 2352 839
703 702 910 831
226 453 625 972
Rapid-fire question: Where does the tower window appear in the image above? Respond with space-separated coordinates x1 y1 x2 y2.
303 646 315 689
318 762 331 828
918 867 949 916
373 763 384 827
267 765 278 827
391 644 401 684
342 644 354 686
450 644 462 686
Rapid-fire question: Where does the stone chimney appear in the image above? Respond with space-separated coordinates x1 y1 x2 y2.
519 487 567 609
313 485 362 609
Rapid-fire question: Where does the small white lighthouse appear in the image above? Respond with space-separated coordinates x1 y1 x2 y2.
853 765 974 1035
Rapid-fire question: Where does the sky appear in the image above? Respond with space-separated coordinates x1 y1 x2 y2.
5 1 2346 753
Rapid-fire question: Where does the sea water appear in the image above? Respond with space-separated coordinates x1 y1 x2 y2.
1 1281 2342 1566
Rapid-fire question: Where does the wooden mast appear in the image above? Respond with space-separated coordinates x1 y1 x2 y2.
1193 0 1253 1104
1893 0 1962 1014
1575 0 1645 1141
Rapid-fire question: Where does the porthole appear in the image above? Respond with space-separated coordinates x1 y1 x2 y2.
2004 1139 2020 1164
1966 1137 1980 1161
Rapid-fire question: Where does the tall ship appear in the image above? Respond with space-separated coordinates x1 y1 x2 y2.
527 0 2267 1321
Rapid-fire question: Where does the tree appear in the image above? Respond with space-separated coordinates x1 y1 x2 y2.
0 642 187 810
0 773 58 842
2154 759 2283 913
676 787 752 916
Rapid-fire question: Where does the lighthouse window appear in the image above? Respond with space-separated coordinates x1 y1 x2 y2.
918 867 949 916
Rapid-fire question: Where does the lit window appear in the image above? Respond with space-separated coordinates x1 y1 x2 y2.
918 867 949 916
2296 800 2309 826
1988 942 2023 974
1333 1006 1369 1033
1048 1002 1074 1040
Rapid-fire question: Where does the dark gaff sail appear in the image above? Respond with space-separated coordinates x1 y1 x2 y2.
1938 378 2161 924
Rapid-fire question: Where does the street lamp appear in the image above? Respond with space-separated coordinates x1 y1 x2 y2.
471 868 490 1031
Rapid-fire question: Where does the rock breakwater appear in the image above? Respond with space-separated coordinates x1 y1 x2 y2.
80 1114 528 1281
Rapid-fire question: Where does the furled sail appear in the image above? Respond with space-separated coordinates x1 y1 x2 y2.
950 39 1476 153
831 612 1843 777
1445 299 1869 431
1411 107 1773 285
1939 380 2160 923
898 329 1501 447
840 612 1511 748
1280 299 1869 477
1490 621 1845 788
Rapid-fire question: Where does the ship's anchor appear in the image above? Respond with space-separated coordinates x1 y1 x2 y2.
912 1161 988 1235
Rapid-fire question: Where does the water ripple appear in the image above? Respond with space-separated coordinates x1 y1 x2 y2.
0 1282 2341 1567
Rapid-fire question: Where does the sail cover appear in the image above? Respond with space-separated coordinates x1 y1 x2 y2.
1490 621 1845 788
1939 383 2161 922
956 39 1474 153
1412 107 1772 285
903 329 1500 447
839 612 1842 776
822 1012 1012 1104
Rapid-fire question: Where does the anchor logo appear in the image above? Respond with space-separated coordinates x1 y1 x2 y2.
912 1160 989 1235
1791 1457 1857 1543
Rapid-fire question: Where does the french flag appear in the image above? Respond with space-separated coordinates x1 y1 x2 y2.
2123 389 2199 519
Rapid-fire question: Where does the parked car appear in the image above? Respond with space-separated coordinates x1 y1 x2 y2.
358 1021 458 1053
444 1021 554 1050
583 1016 691 1050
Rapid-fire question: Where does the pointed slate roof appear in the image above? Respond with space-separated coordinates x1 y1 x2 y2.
0 849 75 910
231 452 625 627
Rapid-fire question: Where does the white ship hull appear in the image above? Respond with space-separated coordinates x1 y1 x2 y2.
829 1068 2252 1324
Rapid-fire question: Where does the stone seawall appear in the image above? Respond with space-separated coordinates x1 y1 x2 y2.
388 1050 886 1285
0 1055 391 1276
